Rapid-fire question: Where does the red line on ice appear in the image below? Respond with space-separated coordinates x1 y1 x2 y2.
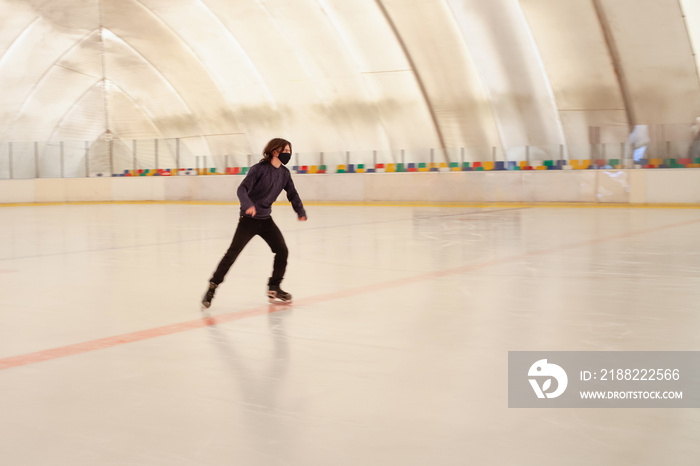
1 216 699 371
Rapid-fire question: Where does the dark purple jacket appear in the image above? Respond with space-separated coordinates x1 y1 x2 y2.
237 162 306 219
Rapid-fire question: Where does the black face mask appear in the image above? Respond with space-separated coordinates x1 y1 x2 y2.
278 152 291 165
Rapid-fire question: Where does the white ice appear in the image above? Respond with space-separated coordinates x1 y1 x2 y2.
1 203 699 465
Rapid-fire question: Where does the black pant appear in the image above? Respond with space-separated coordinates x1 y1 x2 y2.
211 216 288 287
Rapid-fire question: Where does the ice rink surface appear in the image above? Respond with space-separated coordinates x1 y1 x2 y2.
1 202 699 465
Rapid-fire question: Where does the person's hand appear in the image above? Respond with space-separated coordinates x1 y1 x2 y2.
298 216 307 221
246 206 256 217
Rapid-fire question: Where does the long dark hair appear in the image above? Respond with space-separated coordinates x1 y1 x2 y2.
260 138 292 164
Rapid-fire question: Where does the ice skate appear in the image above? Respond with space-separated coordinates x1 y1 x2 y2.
201 282 218 310
268 285 292 304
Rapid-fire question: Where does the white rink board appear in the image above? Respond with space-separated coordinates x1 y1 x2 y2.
1 169 700 204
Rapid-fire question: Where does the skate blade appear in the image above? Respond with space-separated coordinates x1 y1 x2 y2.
268 298 292 305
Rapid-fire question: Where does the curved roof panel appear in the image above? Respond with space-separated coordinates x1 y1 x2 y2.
0 0 699 171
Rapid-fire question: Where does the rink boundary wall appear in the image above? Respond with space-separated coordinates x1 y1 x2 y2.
1 170 700 205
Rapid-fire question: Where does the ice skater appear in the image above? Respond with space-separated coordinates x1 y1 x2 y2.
202 138 307 309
